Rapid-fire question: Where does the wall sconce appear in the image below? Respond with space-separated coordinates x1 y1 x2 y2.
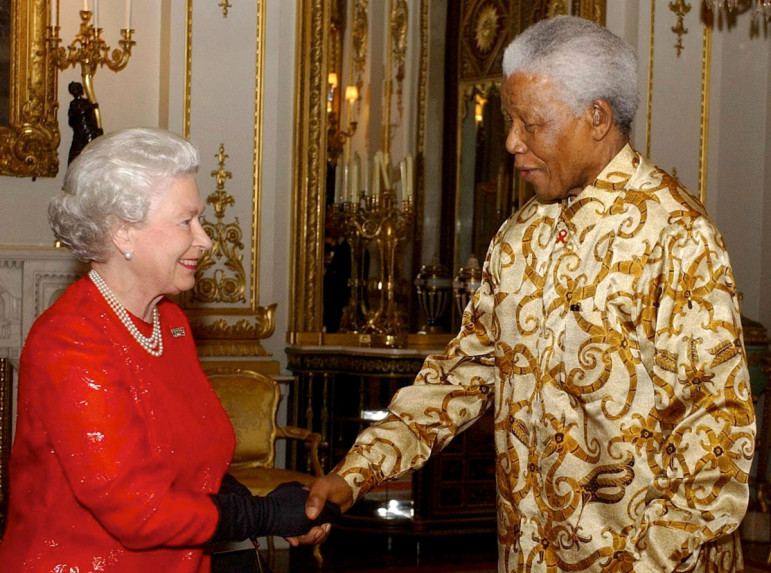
327 76 359 166
47 0 136 130
474 94 486 125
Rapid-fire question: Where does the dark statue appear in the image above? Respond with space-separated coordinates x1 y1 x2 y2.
67 82 103 164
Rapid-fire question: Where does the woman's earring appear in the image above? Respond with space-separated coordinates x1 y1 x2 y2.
123 251 133 261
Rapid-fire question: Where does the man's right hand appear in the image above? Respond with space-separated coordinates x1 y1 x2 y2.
285 473 354 548
305 473 354 520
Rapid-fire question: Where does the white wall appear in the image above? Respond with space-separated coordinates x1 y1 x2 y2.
1 1 162 246
2 0 771 343
607 0 771 330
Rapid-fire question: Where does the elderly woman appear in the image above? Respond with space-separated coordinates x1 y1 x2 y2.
306 16 754 572
0 128 337 572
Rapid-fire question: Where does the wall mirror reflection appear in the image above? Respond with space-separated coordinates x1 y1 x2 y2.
290 0 606 345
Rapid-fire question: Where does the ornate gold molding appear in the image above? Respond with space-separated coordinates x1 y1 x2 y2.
646 0 656 158
183 0 193 139
390 0 408 118
290 0 329 338
182 0 274 349
219 0 232 17
192 305 276 357
0 0 59 178
698 22 711 204
669 0 691 56
193 144 247 304
351 0 368 92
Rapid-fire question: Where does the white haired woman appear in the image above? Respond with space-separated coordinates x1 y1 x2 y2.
0 128 338 572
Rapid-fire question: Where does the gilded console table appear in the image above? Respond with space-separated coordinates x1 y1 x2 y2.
284 345 497 535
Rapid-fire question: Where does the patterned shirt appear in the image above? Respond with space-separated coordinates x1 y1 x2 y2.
335 145 755 572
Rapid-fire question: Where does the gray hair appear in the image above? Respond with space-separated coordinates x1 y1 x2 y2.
502 16 639 134
49 127 199 262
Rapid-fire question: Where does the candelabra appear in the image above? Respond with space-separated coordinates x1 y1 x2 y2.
48 10 135 129
331 190 413 347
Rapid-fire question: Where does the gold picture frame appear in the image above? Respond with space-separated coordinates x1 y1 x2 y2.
0 0 60 178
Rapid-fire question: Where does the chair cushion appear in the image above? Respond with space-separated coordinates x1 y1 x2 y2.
229 466 316 497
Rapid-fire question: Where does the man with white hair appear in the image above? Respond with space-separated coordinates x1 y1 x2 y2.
303 16 754 572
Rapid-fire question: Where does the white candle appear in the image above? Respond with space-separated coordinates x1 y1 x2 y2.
362 157 369 196
51 0 58 26
335 162 343 203
406 155 414 203
372 153 381 199
342 165 351 201
93 0 99 28
125 0 132 28
351 152 361 201
399 159 407 203
83 0 88 12
381 152 391 190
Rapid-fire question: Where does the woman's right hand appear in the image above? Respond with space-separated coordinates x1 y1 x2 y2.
285 474 353 547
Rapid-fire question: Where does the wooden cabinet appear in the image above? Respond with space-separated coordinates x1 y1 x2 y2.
285 345 496 535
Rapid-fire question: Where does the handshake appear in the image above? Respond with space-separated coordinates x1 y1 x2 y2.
210 480 342 543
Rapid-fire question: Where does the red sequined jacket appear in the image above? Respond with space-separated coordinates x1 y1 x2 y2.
0 276 235 572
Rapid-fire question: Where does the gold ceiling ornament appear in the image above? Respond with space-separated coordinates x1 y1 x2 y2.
704 0 771 20
474 3 501 54
669 0 691 56
1 0 59 178
192 143 247 305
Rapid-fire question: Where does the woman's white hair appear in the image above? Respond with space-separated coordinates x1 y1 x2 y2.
502 16 639 134
49 127 199 262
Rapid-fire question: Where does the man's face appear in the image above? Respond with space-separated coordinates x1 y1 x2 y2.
501 72 597 202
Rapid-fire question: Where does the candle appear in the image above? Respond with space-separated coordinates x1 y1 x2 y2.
83 0 88 12
93 0 99 28
406 155 414 203
399 159 407 203
51 0 58 26
372 152 381 199
125 0 132 28
351 152 361 201
362 157 369 196
335 162 343 204
380 152 391 190
342 164 350 204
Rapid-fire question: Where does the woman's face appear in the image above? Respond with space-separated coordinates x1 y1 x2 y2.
501 72 596 202
130 175 212 297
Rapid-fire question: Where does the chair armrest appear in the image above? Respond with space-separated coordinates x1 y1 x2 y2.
275 425 324 477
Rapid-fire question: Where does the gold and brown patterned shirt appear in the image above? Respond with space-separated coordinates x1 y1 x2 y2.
335 145 755 572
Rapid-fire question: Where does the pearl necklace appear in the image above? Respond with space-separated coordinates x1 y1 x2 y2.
89 270 164 357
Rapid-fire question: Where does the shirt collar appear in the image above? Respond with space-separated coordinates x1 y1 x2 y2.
560 143 642 229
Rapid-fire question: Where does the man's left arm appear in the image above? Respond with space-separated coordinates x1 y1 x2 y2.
630 218 755 571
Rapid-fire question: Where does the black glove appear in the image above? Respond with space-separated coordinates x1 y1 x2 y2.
218 473 252 497
209 481 342 543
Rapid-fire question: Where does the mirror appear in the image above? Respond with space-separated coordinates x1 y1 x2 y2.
0 0 59 178
289 0 606 344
